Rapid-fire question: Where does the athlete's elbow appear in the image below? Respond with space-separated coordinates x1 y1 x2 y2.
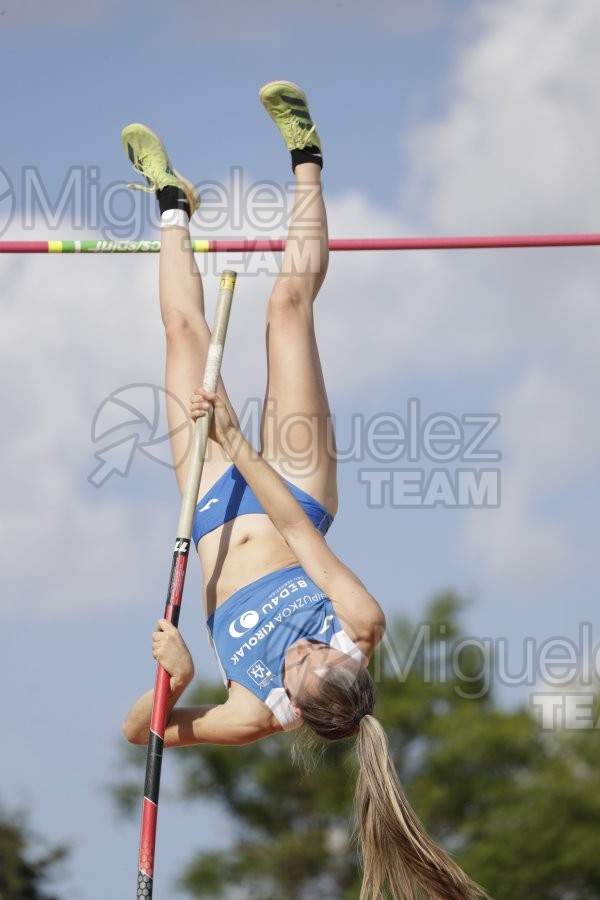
122 719 148 746
373 607 387 646
283 516 323 557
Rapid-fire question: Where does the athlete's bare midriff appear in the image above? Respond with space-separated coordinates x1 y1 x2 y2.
197 514 299 618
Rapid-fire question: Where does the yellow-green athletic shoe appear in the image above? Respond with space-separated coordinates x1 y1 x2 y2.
120 123 199 214
259 80 322 157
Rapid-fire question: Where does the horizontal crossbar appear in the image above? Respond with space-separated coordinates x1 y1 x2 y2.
1 235 599 253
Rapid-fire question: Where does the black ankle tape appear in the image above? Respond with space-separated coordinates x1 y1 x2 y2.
291 146 323 172
157 186 190 217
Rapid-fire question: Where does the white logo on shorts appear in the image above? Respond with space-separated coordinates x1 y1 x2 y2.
229 610 260 638
199 498 219 513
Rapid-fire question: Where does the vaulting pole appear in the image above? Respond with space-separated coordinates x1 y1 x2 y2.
137 270 236 900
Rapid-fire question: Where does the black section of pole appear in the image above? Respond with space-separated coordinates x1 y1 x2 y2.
144 732 165 806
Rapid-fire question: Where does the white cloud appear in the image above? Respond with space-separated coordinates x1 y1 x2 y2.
390 0 600 588
460 336 599 587
0 223 173 616
499 353 600 489
404 0 600 233
462 492 573 589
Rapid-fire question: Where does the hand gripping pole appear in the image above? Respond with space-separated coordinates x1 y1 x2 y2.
137 271 237 899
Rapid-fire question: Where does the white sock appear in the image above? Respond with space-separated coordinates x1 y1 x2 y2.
160 209 190 229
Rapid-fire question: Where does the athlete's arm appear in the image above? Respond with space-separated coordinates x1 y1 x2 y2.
125 696 279 748
191 387 321 536
123 620 280 747
191 390 386 651
163 688 280 747
279 520 386 651
123 618 194 745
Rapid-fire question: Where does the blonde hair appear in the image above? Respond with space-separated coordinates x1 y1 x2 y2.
295 663 488 900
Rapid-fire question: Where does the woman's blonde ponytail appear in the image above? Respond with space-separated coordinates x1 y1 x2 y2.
355 715 488 900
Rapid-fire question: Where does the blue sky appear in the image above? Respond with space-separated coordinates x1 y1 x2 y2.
1 1 600 898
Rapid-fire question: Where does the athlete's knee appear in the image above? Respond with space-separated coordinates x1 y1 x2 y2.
268 282 318 318
162 307 203 343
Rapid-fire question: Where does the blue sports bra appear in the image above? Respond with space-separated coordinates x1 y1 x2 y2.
208 565 365 729
192 465 334 545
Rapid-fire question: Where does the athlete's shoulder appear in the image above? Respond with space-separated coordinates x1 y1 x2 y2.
227 681 285 735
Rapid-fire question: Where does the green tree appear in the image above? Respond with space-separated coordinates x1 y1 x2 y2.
0 805 68 900
114 593 600 899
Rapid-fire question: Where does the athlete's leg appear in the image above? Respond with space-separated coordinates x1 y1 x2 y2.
159 224 235 495
121 124 234 495
259 84 337 513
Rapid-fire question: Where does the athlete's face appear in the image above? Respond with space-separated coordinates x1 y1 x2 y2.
282 638 360 706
